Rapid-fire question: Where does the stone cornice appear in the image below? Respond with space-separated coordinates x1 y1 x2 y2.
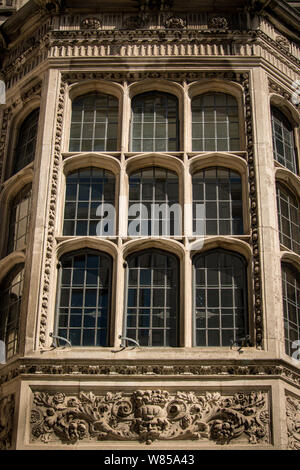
1 358 300 388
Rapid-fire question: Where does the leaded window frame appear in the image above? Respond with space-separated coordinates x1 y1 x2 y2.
55 250 113 347
276 182 300 255
193 249 249 348
7 184 32 255
271 107 298 174
281 262 300 358
11 108 39 177
124 249 180 347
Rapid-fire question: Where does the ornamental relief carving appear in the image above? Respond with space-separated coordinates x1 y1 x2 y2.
0 394 15 450
286 394 300 450
30 390 270 445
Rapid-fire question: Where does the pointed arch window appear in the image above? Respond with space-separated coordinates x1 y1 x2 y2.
281 263 300 357
131 92 179 152
193 250 248 347
12 108 39 176
125 250 179 347
69 93 119 152
0 265 24 359
56 251 112 347
192 93 240 152
271 107 297 174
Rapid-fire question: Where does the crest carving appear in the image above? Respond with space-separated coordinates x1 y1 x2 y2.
0 394 15 450
31 389 270 445
80 17 102 30
208 17 229 29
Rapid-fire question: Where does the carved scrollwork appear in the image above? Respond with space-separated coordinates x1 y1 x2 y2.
30 389 270 445
164 16 186 29
275 35 290 52
286 394 300 450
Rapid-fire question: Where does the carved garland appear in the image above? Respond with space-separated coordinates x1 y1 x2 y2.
286 394 300 450
38 79 66 347
38 70 263 349
30 389 270 445
0 394 15 450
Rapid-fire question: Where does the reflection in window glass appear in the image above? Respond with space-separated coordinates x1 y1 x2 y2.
69 93 119 152
125 250 179 347
63 168 115 236
193 167 243 235
12 109 39 176
7 185 32 254
192 93 240 152
131 92 179 152
194 250 247 347
282 263 300 357
271 107 297 174
56 251 112 347
0 266 24 359
128 167 180 236
276 183 300 255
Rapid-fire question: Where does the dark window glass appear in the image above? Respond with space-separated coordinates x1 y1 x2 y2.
56 251 112 347
192 93 240 152
271 107 297 174
193 167 243 235
276 183 300 255
7 185 32 254
131 92 179 151
128 167 180 236
0 265 24 359
63 167 115 236
69 93 119 152
194 250 248 347
282 263 300 357
12 109 39 176
125 250 179 347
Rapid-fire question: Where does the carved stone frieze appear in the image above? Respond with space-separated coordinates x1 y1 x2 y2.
286 394 300 450
30 389 270 445
0 394 15 450
275 35 290 52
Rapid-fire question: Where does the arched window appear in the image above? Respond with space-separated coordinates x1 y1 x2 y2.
276 183 300 255
69 93 119 152
192 93 240 152
0 265 24 359
7 184 32 254
193 250 248 347
128 166 180 236
192 167 243 235
125 250 179 347
12 109 39 176
56 251 112 347
63 167 115 236
271 107 297 174
281 263 300 357
131 92 179 152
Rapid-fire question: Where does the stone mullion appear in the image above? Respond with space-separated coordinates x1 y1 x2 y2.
250 68 284 354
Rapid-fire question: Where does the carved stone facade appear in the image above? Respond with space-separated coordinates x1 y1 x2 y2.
30 390 270 445
0 0 299 450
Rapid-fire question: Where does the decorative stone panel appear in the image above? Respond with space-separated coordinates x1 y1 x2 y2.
0 394 15 450
286 393 300 450
30 389 271 446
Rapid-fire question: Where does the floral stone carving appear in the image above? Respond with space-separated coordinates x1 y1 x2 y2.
286 394 300 450
30 390 270 445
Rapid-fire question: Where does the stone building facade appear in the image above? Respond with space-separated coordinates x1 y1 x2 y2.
0 0 299 450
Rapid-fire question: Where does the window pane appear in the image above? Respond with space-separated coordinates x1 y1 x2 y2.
194 251 247 347
125 250 179 347
131 92 179 151
272 107 297 174
282 263 300 357
12 109 39 176
56 252 112 347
